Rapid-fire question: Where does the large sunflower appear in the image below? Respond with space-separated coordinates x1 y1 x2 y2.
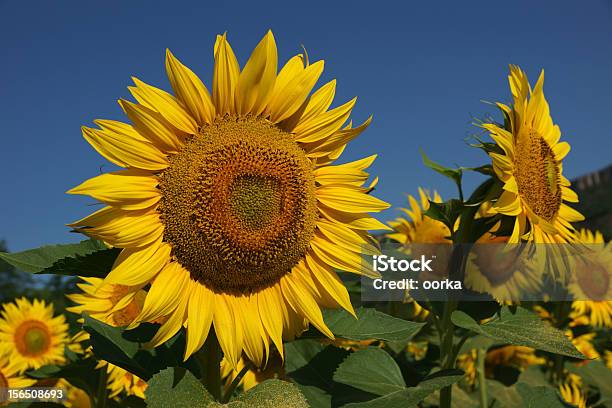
483 65 583 244
68 31 388 367
0 298 69 372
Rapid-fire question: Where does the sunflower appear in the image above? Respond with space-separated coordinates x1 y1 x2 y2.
484 345 544 374
0 356 36 406
483 65 583 245
566 331 599 364
386 188 450 245
68 31 388 367
106 364 148 399
559 381 587 408
456 349 477 386
56 379 92 408
568 229 612 328
0 298 69 372
66 277 147 327
464 230 542 302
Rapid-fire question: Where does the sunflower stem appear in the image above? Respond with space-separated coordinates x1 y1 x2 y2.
476 348 488 408
95 365 108 408
222 362 251 403
198 332 222 401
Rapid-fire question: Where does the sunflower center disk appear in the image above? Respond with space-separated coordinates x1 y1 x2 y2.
513 128 562 221
159 116 317 295
15 321 51 357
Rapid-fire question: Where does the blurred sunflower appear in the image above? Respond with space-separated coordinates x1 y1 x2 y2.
559 381 587 408
68 30 388 367
568 229 612 328
0 356 36 404
0 298 69 372
566 331 599 363
482 65 583 245
106 364 148 399
56 379 91 408
464 231 542 302
66 277 147 327
456 349 477 386
386 188 450 245
485 345 544 374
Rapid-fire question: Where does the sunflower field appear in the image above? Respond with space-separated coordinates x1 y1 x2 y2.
0 30 611 408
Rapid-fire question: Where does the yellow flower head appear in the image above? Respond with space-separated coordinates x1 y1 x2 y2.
0 298 69 372
387 188 450 245
105 363 148 400
483 65 583 244
559 381 587 408
68 31 389 368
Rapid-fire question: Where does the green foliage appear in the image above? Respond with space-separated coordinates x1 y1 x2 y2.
322 307 425 343
27 358 100 397
146 368 307 408
82 315 196 381
333 348 406 395
568 361 612 405
451 307 585 359
0 239 106 273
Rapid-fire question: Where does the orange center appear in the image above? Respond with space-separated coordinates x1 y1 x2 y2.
14 320 51 357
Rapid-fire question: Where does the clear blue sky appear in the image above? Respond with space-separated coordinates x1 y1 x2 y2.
1 0 611 251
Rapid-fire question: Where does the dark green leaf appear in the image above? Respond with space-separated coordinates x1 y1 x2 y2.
343 370 463 408
26 358 100 397
322 308 424 343
145 367 213 408
0 240 108 273
333 348 405 395
516 383 567 408
451 308 585 359
424 199 463 232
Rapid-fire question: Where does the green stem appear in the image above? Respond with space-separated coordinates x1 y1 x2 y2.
197 332 222 401
95 366 108 408
222 363 251 403
477 348 488 408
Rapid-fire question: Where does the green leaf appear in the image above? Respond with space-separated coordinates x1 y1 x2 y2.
232 379 309 408
568 361 612 405
343 371 464 408
26 358 100 397
451 307 585 359
487 380 523 407
145 367 214 408
82 315 194 380
323 307 425 343
0 240 109 274
333 348 405 395
420 149 463 187
424 199 463 232
516 383 566 408
284 340 349 408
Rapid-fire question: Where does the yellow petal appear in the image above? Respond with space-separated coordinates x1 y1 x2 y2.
305 253 355 316
281 80 336 131
119 99 183 153
257 286 284 359
69 206 164 248
149 289 189 348
235 31 278 116
166 49 216 125
310 234 379 278
269 59 324 123
318 204 391 231
129 77 198 134
494 190 522 216
553 141 570 160
559 204 584 223
184 281 214 359
82 125 169 171
213 33 240 115
294 98 356 143
316 185 389 213
67 170 160 210
304 116 372 157
213 294 243 368
136 262 190 324
239 296 268 366
316 220 378 255
280 272 333 339
105 239 172 286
